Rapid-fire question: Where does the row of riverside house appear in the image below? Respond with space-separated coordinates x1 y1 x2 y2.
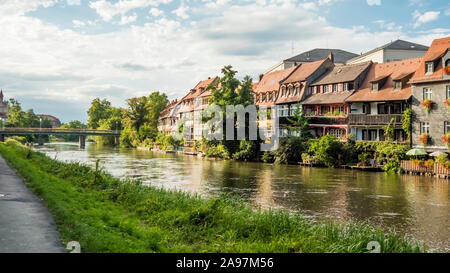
158 37 450 152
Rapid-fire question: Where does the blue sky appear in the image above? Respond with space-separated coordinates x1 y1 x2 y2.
0 0 448 123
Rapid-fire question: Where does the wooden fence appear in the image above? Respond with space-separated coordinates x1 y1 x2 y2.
401 160 450 178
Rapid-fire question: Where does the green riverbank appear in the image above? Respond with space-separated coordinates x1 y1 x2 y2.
0 140 424 253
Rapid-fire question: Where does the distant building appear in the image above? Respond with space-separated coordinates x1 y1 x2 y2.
266 48 358 74
410 37 450 151
346 58 422 141
301 60 372 138
347 39 429 65
36 114 62 128
0 90 7 124
158 99 180 135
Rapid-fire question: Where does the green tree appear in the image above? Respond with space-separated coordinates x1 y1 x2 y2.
286 103 312 141
207 65 255 157
308 135 343 167
87 98 112 129
120 92 168 147
402 108 412 143
6 99 25 127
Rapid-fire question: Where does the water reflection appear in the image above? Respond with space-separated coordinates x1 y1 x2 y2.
35 142 449 251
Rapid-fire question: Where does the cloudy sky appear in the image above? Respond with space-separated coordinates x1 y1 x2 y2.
0 0 449 123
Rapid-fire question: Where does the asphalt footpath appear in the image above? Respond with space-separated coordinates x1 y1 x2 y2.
0 155 65 253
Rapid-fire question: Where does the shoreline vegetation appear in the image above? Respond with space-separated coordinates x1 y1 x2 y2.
0 140 424 253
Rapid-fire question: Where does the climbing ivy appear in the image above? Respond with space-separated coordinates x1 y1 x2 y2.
401 109 412 141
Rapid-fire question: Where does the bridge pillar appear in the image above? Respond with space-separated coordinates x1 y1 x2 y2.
78 135 86 149
37 135 44 146
0 134 4 142
114 136 120 145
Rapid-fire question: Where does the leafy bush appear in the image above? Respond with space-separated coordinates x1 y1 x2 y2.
261 151 274 163
232 140 259 161
205 143 229 159
274 136 306 164
308 135 343 167
383 161 401 174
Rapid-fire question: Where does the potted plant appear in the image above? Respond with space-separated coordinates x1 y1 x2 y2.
442 133 450 150
412 159 423 167
443 65 450 75
420 99 433 113
418 133 430 146
445 98 450 110
424 159 434 168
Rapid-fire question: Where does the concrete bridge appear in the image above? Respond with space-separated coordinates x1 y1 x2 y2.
0 128 121 148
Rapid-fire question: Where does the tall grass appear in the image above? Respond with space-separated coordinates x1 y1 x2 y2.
0 140 424 253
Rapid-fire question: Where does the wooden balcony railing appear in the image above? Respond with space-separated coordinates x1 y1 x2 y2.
349 114 403 125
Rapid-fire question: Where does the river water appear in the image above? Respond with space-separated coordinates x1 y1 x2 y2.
34 142 449 251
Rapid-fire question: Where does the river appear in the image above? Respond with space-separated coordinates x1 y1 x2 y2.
34 142 449 251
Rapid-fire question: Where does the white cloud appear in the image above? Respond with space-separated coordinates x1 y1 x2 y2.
67 0 81 5
413 10 440 28
0 0 447 122
373 20 402 31
300 2 317 10
72 19 86 28
366 0 381 6
172 4 189 19
118 13 137 25
149 7 163 16
89 0 172 22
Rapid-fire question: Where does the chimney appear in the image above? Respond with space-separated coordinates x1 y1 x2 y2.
328 52 334 63
258 74 264 82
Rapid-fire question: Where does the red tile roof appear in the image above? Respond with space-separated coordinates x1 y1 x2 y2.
346 58 422 102
254 66 297 94
281 59 328 84
181 77 217 101
410 37 450 83
310 61 372 86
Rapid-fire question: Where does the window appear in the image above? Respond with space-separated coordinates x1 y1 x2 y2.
288 87 293 97
445 121 450 134
277 105 289 117
377 104 388 114
394 81 402 90
265 93 269 102
272 92 276 101
290 104 300 116
362 103 371 114
344 82 354 91
333 84 338 92
295 87 299 96
425 62 434 74
323 85 329 93
392 103 402 114
282 88 286 97
447 86 450 99
371 82 378 91
420 122 430 134
423 88 432 100
320 105 331 115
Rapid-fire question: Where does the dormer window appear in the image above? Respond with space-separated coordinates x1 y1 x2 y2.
333 84 338 92
425 62 434 74
272 92 276 101
394 80 402 90
294 87 299 96
371 82 378 91
323 85 329 93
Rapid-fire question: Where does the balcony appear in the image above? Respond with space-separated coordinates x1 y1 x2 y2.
348 114 402 126
308 115 348 125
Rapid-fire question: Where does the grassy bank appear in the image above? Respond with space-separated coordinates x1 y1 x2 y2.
0 140 424 253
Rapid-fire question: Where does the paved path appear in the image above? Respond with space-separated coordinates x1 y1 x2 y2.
0 155 65 253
